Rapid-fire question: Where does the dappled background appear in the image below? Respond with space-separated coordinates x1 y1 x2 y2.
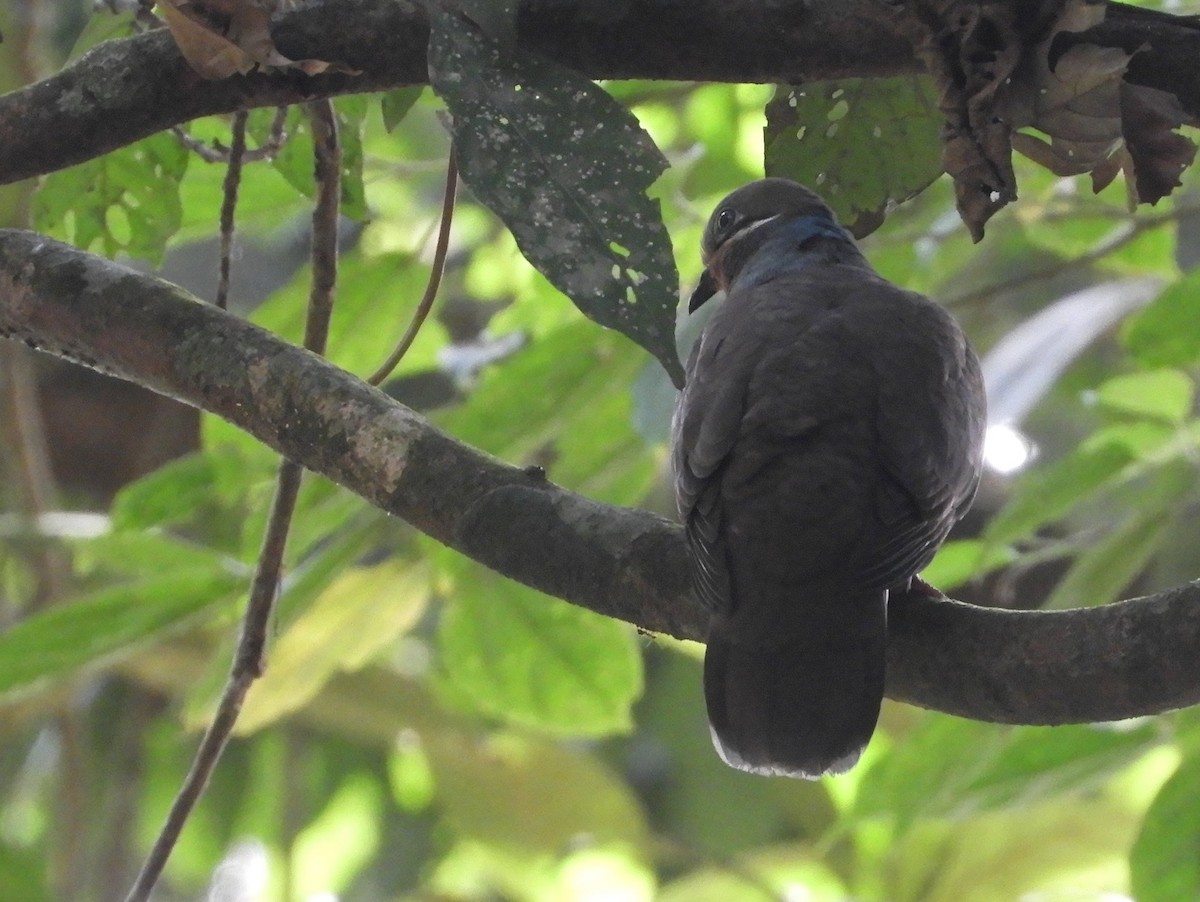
1 1 1200 900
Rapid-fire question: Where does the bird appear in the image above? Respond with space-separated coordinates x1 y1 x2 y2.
671 178 986 778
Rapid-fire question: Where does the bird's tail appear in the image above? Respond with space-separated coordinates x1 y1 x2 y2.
703 587 887 779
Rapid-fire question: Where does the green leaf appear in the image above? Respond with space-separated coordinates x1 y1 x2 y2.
1131 752 1200 902
856 716 1159 831
380 87 424 132
65 4 137 59
428 9 684 386
919 539 1018 591
292 774 384 897
1094 369 1195 424
182 511 392 729
32 131 188 264
1124 269 1200 369
426 730 648 852
271 98 369 221
659 847 846 902
234 559 429 733
111 452 247 536
764 77 944 237
173 111 311 242
438 321 656 504
248 250 437 377
71 531 243 581
0 570 243 702
0 844 52 902
437 560 643 738
1043 462 1193 608
984 441 1134 545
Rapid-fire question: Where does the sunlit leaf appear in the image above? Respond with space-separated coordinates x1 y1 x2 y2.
1131 752 1200 902
0 570 243 701
438 321 656 503
1124 269 1200 369
247 250 439 377
425 730 649 852
920 539 1018 591
438 560 643 738
900 797 1139 902
64 4 137 58
1094 368 1194 424
292 774 384 897
71 531 241 581
109 452 249 557
388 734 436 812
659 845 846 902
428 8 684 386
856 716 1159 830
1045 511 1167 608
765 77 944 236
235 559 429 733
182 513 392 729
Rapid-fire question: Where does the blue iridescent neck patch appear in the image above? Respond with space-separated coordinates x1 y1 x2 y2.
734 213 850 289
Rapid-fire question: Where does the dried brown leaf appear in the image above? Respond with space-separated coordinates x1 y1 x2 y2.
900 0 1193 239
157 0 359 80
1119 83 1197 204
159 1 254 78
898 0 1056 240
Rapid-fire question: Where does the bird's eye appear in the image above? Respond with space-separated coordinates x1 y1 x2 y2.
716 208 736 232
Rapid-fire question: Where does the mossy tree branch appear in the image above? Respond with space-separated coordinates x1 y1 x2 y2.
1 230 1197 727
0 0 1197 185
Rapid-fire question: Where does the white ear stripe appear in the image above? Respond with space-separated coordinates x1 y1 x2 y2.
729 213 782 242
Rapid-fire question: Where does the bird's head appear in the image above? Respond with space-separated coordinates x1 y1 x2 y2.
689 178 848 312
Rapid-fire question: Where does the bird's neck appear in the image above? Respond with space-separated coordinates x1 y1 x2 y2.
725 213 866 291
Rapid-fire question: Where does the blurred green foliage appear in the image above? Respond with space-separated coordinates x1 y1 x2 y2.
4 2 1200 901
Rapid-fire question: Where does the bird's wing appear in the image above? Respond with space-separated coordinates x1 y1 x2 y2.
672 303 764 613
855 283 987 587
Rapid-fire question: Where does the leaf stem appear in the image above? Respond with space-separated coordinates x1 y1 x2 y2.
215 111 248 310
368 148 458 386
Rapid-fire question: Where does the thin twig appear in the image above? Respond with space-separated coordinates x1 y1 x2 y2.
367 149 458 386
124 100 342 902
171 124 230 163
174 107 289 165
257 106 291 161
215 111 248 310
945 202 1200 307
304 100 341 352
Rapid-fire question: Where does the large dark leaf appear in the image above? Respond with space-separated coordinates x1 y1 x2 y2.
427 9 684 386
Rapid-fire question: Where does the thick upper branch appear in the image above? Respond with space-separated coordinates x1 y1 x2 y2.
0 0 1197 185
0 229 1197 726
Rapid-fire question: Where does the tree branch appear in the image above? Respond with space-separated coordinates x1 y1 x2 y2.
0 230 1197 726
1 0 1197 185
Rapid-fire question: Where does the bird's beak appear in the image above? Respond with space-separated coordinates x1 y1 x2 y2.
688 269 719 313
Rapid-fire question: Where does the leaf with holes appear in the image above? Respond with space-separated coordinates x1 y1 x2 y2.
765 77 944 237
33 132 188 264
428 9 683 386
